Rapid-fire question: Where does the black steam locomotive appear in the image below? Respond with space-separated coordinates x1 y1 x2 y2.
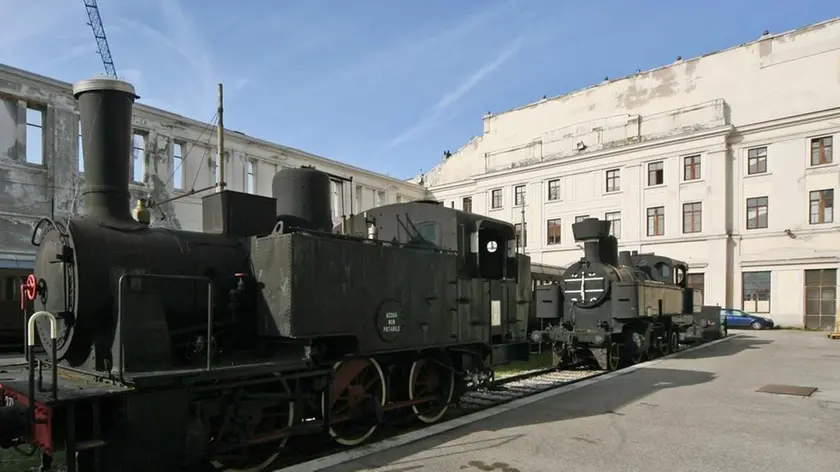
0 77 533 472
534 218 723 371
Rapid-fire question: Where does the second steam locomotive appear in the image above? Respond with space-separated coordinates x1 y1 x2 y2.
533 218 724 371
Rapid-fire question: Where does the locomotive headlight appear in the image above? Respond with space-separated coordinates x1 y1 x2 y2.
530 330 543 344
594 334 605 345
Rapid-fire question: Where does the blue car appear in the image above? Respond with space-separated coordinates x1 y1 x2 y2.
721 308 775 330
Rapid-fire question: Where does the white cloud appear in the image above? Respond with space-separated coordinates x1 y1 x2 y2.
384 35 527 150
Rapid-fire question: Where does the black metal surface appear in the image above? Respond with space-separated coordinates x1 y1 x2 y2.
73 78 138 223
535 285 562 319
33 219 250 370
272 166 333 232
253 231 460 350
201 190 277 237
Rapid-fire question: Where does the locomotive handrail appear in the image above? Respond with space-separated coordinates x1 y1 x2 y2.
117 274 214 382
26 310 58 419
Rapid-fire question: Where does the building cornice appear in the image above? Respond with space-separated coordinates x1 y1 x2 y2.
740 256 840 267
731 105 840 136
427 124 734 190
0 63 423 192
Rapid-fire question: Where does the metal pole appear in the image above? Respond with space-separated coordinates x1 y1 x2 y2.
217 83 225 192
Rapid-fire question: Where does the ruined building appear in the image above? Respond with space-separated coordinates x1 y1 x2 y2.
423 18 840 329
0 64 426 272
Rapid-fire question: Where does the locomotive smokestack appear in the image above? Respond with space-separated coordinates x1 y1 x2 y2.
572 218 612 263
73 77 139 222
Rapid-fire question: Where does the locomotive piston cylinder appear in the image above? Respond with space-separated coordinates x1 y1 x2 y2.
73 77 140 222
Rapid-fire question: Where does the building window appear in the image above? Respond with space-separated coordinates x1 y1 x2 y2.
209 157 218 186
742 271 771 314
514 185 526 206
809 189 833 224
647 161 664 186
683 155 701 181
78 119 84 173
546 218 561 245
172 142 184 189
746 196 768 229
647 206 664 236
376 190 385 206
450 201 454 208
547 179 560 201
462 196 472 212
747 146 767 175
810 136 833 166
25 107 44 165
687 273 705 303
804 269 837 330
132 132 146 183
515 223 527 248
491 189 502 209
682 202 702 233
575 215 589 223
605 169 620 192
245 160 255 193
605 211 621 238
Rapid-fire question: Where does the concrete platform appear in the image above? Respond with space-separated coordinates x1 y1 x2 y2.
317 331 840 472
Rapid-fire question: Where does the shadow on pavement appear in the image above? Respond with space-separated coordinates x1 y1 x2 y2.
673 335 772 360
338 366 716 471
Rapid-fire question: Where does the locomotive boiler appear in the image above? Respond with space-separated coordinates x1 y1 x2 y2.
536 218 723 371
0 76 533 472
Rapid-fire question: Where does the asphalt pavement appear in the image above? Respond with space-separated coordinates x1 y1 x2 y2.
318 330 840 472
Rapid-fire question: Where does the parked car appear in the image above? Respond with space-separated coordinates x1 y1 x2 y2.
721 308 775 330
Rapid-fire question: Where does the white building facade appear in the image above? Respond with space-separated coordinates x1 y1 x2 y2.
0 64 426 270
423 18 840 329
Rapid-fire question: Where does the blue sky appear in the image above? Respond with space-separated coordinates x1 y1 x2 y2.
1 0 838 181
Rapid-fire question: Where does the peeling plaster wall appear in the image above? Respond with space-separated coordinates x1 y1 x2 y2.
0 64 427 259
424 18 840 329
426 18 840 186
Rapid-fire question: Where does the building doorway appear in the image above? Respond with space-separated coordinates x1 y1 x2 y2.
804 269 837 330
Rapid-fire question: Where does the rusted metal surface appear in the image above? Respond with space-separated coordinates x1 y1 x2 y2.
756 384 818 397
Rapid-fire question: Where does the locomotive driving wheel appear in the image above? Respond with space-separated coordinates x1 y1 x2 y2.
668 329 680 354
210 379 296 472
591 343 621 371
408 355 455 424
658 330 673 356
321 357 387 446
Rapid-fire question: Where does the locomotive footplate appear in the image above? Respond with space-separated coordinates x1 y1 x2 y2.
0 362 133 471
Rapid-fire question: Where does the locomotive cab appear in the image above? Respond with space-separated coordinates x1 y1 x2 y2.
343 203 520 281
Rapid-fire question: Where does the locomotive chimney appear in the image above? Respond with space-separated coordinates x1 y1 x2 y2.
73 77 139 222
572 217 612 263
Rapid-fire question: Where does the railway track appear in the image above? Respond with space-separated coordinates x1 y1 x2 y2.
458 367 603 411
273 337 728 471
270 363 605 470
5 339 722 472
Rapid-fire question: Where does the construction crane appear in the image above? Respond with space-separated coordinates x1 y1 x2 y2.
82 0 117 78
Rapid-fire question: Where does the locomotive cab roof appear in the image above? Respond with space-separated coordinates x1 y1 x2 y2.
341 201 522 280
342 201 516 251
